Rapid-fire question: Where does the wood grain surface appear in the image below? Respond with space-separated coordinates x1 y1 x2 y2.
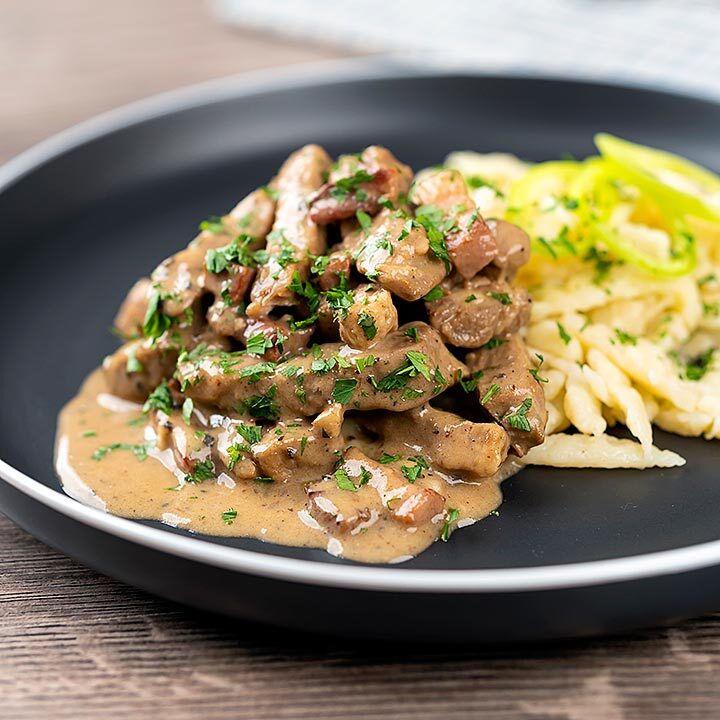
2 2 720 718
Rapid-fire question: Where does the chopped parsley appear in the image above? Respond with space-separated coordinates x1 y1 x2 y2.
465 294 477 303
440 508 460 542
81 430 97 438
125 346 143 374
332 378 358 405
237 423 263 445
142 290 173 341
487 291 512 305
221 508 238 525
354 355 376 372
481 338 507 350
504 398 533 432
237 362 277 383
205 235 260 273
237 386 280 421
245 332 274 356
358 311 377 340
480 383 501 405
530 353 548 384
403 327 420 342
143 380 173 415
680 348 715 381
423 286 444 302
255 476 274 484
372 351 431 392
614 328 638 346
260 185 279 201
92 442 149 462
199 216 225 233
330 169 375 200
414 204 452 272
184 459 215 484
334 465 371 492
289 271 321 312
182 398 194 425
356 210 373 234
324 277 355 320
698 273 717 287
466 175 504 197
401 455 429 483
458 369 484 393
300 435 309 455
556 322 572 345
379 452 401 464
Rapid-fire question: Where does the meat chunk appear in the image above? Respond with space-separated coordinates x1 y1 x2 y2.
207 299 248 340
114 278 151 339
338 284 398 350
102 339 178 402
309 146 413 224
178 323 466 416
151 409 214 476
316 251 352 291
411 169 497 279
243 316 314 361
226 187 277 243
426 276 530 348
487 219 530 280
364 405 510 479
247 145 331 316
466 335 548 456
306 447 445 534
351 209 447 301
253 419 345 484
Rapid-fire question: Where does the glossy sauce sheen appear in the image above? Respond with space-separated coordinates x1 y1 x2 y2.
56 370 519 564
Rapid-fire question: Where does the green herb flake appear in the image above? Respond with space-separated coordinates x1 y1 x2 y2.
199 216 225 233
556 322 572 346
80 430 97 438
184 459 215 484
403 326 420 342
401 455 429 483
487 291 512 305
332 378 358 405
92 442 149 462
481 383 501 405
182 398 194 425
358 311 377 340
504 398 534 432
423 286 444 302
126 346 144 374
143 380 173 415
465 294 477 303
614 328 638 346
221 508 238 525
379 452 401 464
440 508 460 542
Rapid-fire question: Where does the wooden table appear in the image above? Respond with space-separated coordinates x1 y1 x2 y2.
2 2 720 718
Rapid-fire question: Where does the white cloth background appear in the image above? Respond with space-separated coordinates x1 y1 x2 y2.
215 0 720 99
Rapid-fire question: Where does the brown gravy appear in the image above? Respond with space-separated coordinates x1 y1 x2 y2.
56 369 519 564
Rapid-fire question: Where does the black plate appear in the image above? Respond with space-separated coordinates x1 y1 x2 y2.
2 60 720 642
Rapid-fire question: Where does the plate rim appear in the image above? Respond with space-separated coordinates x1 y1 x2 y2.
2 56 720 594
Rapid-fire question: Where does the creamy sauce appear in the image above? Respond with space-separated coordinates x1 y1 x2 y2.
56 369 520 564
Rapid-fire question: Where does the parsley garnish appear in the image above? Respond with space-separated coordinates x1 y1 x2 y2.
480 383 501 404
354 354 376 372
681 348 715 381
458 369 484 393
403 327 419 342
260 185 279 201
184 459 215 484
245 332 273 356
126 346 143 374
557 322 572 345
182 398 194 425
142 290 173 341
330 169 375 200
358 311 377 340
372 352 431 392
92 442 149 462
238 386 280 421
324 277 354 320
237 423 263 445
423 286 444 302
504 398 533 432
487 291 512 305
614 328 638 346
466 175 504 197
379 452 401 464
199 216 224 233
356 210 373 234
206 234 259 273
332 378 358 405
440 508 460 542
289 271 321 312
530 353 548 384
221 508 238 525
143 380 173 415
414 205 451 272
334 465 371 492
465 294 477 303
401 455 429 483
481 338 507 350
